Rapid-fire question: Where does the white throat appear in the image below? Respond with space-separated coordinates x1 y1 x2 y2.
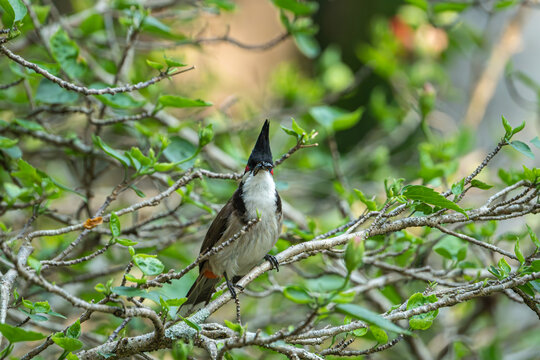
242 171 276 219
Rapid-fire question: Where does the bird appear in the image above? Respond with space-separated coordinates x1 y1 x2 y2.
178 120 282 317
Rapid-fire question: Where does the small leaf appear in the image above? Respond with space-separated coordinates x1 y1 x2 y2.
67 320 81 339
511 121 525 136
116 238 138 246
498 258 511 278
0 136 18 148
531 136 540 149
109 212 121 238
27 256 42 275
272 0 318 15
181 317 201 332
166 298 187 307
336 304 411 335
527 225 540 248
198 124 214 147
0 323 46 343
433 236 467 262
50 28 87 79
0 0 28 28
402 185 467 216
112 286 147 298
146 59 164 71
514 238 525 264
502 115 512 137
92 135 130 168
164 56 186 68
344 237 364 273
224 319 244 335
470 179 493 190
133 254 165 276
157 95 212 108
510 140 534 159
52 332 83 352
283 285 313 304
370 324 388 343
406 293 438 330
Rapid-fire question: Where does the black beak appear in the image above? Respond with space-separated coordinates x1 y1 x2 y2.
253 161 273 175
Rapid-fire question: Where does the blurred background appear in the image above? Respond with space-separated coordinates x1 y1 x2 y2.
1 0 540 359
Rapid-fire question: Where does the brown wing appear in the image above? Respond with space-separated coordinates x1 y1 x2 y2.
198 197 234 269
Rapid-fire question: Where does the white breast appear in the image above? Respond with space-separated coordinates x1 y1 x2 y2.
209 171 281 277
241 171 277 219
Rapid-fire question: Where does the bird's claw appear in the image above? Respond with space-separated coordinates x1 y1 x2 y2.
264 254 279 272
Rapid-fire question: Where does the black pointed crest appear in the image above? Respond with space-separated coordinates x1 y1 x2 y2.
247 120 273 168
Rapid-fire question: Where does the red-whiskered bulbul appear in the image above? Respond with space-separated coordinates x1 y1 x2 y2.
178 120 282 316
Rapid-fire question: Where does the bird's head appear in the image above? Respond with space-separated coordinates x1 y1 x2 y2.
245 120 274 176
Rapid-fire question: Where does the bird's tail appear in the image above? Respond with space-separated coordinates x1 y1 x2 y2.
177 273 220 317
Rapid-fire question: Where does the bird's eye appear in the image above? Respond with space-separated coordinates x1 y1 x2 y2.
245 165 249 172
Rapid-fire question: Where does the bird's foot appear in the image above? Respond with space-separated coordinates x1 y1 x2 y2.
224 273 237 299
264 254 279 272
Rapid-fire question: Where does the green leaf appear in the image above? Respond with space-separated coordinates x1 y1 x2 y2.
14 118 44 131
92 135 130 168
509 140 534 159
0 323 46 343
112 286 147 298
531 136 540 149
66 353 79 360
283 285 313 304
35 79 78 104
281 126 298 138
511 121 526 136
198 124 214 147
369 325 388 344
291 118 306 137
133 254 164 276
0 136 18 148
336 304 411 335
50 28 87 79
0 0 27 27
67 320 81 339
27 256 42 275
432 2 470 12
353 189 377 211
157 95 212 108
164 56 186 68
498 258 511 276
33 301 50 314
406 293 438 330
163 136 198 170
181 317 201 332
116 238 138 246
293 33 320 59
527 225 540 248
272 0 318 15
470 179 493 190
402 185 467 216
109 212 121 238
514 238 525 264
224 319 244 335
91 83 145 109
309 106 362 132
502 116 512 138
433 236 467 262
146 59 164 71
52 332 83 352
141 16 185 40
166 298 187 307
344 237 364 273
